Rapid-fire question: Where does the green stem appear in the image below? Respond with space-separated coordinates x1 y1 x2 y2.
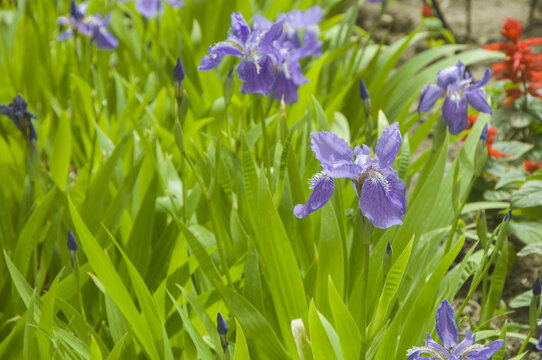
359 241 370 360
444 177 475 253
518 328 534 354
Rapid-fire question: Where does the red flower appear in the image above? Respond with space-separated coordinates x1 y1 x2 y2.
462 114 510 158
421 4 433 18
524 160 542 173
483 18 542 105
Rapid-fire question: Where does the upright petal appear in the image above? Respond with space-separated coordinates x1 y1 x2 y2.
359 168 406 229
294 173 334 218
471 69 492 89
466 88 492 114
237 54 275 95
437 65 461 89
375 122 402 168
311 131 354 166
418 83 443 113
435 300 458 349
452 330 476 357
230 12 251 44
442 93 468 135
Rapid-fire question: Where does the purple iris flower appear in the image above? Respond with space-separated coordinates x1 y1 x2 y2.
131 0 184 18
199 8 322 103
57 1 118 50
407 300 503 360
199 12 283 96
418 61 492 135
0 95 37 142
294 123 406 229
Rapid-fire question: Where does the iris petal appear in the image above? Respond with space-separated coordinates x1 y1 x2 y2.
359 168 406 229
466 88 492 114
442 93 468 135
375 122 402 168
237 55 275 95
418 84 443 113
435 300 458 349
294 174 334 218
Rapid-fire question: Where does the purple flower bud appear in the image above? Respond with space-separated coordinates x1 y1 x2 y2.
359 79 370 100
0 94 37 142
67 230 78 252
386 242 391 255
217 312 229 352
480 124 488 141
173 57 185 82
537 334 542 351
217 312 228 335
534 277 541 296
504 209 512 222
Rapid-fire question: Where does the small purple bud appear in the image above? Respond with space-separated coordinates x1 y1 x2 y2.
359 79 370 100
173 57 185 82
70 0 77 17
503 209 512 222
217 312 228 335
386 242 391 255
534 277 541 296
480 124 488 141
29 122 37 141
217 312 229 352
537 334 542 351
67 230 78 252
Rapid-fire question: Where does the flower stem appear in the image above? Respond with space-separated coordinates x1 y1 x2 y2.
517 328 534 354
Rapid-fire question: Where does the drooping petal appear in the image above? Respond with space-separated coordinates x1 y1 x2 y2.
57 29 74 41
424 334 451 358
375 122 402 168
136 0 161 18
466 339 503 360
435 300 458 349
198 43 244 71
237 54 275 95
466 87 492 114
294 173 334 218
442 92 468 135
311 131 354 167
272 71 299 104
93 28 118 49
418 83 443 113
359 168 406 229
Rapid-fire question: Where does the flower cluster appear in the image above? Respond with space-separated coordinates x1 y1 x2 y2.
126 0 184 19
407 300 503 360
461 115 509 158
294 123 406 229
0 95 37 143
524 159 542 173
57 0 118 50
421 3 433 18
483 18 542 106
198 8 322 104
418 61 492 135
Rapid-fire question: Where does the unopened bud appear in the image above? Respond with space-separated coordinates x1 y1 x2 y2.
383 242 392 274
217 312 229 352
533 277 541 297
359 79 371 118
67 229 78 252
173 57 184 103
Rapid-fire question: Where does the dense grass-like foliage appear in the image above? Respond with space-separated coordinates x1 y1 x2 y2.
1 0 540 359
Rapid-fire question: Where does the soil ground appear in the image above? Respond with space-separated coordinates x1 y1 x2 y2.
358 1 542 358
